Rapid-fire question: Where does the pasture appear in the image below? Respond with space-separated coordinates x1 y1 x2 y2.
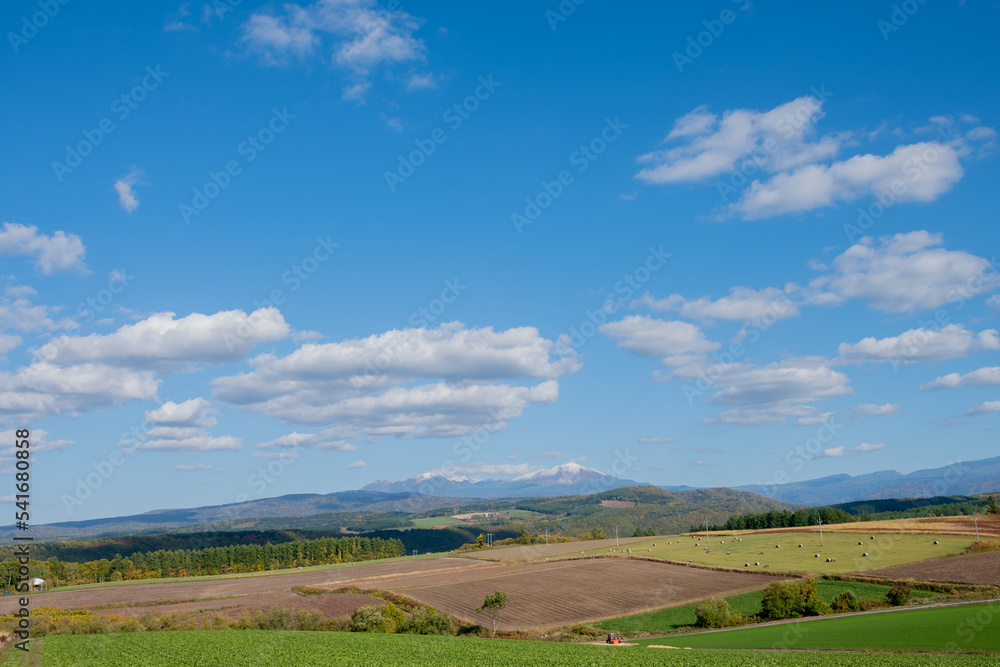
639 603 1000 653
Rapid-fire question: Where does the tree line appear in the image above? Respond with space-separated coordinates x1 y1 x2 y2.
0 536 404 588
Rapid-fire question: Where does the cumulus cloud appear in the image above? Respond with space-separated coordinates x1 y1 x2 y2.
818 443 885 458
0 222 87 274
635 286 800 323
342 460 367 469
964 401 1000 416
41 308 290 369
815 231 999 313
113 166 146 213
240 0 426 99
636 100 985 220
599 315 719 371
921 366 1000 390
853 403 899 417
853 442 887 452
838 324 1000 365
255 427 358 451
126 398 241 452
0 363 159 419
816 446 845 458
214 322 576 438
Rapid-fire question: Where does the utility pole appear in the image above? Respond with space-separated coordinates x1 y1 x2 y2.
544 528 548 545
818 518 823 546
974 514 980 543
615 526 619 548
705 516 709 543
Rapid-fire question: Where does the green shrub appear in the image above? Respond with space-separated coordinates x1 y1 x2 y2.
351 605 393 633
761 581 802 620
399 607 454 635
831 590 861 613
694 597 731 628
887 584 911 606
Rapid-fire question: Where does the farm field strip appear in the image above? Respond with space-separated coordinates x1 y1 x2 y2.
24 631 1000 666
461 536 653 560
866 549 1000 586
636 602 1000 653
388 558 776 630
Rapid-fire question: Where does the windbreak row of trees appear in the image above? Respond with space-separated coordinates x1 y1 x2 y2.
700 507 855 532
1 536 405 587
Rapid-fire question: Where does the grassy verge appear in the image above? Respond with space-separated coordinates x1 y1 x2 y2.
632 603 1000 653
14 631 1000 666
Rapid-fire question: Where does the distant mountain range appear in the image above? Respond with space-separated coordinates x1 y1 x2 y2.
363 462 641 498
734 455 1000 505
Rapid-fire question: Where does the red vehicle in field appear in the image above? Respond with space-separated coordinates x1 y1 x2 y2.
606 633 622 644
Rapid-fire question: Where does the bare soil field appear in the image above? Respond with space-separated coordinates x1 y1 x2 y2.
599 500 637 508
741 515 1000 537
0 557 489 615
865 550 1000 586
463 536 651 560
386 558 776 630
86 591 376 620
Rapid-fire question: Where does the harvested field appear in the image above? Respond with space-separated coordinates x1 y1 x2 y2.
0 557 489 616
86 591 375 620
463 536 651 560
744 515 1000 537
387 557 776 630
865 550 1000 587
599 500 637 508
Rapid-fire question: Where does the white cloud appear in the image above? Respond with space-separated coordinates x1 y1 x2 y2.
853 442 887 452
173 464 214 471
132 434 241 452
636 96 841 185
254 451 299 461
214 322 575 438
599 315 718 370
41 308 290 369
921 366 1000 390
636 286 800 323
734 141 963 219
816 446 845 458
256 427 358 451
838 324 1000 365
0 362 159 419
966 401 1000 416
406 73 437 90
0 334 21 354
240 0 426 99
0 296 61 333
146 398 217 428
0 222 87 275
796 411 836 426
343 460 367 470
125 398 241 452
816 231 999 313
638 436 675 443
853 403 899 417
421 462 537 480
113 166 146 213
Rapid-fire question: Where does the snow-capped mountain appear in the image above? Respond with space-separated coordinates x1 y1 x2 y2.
362 463 642 498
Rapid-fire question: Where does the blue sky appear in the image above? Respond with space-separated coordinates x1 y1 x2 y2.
2 0 999 523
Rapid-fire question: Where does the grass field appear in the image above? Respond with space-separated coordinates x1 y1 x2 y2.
596 579 944 635
635 603 1000 653
568 531 971 573
410 517 463 528
8 631 1000 666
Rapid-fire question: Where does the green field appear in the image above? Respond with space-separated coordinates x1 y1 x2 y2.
597 579 943 635
569 531 970 573
6 631 999 666
635 604 1000 653
410 517 463 528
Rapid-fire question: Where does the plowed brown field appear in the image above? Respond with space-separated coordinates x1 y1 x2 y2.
865 550 1000 586
386 558 777 630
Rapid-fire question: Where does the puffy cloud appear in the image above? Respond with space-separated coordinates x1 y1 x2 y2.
240 0 426 99
837 324 1000 365
41 308 290 369
214 323 575 438
965 401 1000 416
342 460 367 470
816 446 845 458
599 315 718 370
145 398 217 428
126 398 241 452
853 442 887 452
255 427 358 451
853 403 899 417
0 334 21 354
0 362 158 419
816 231 999 313
113 166 146 213
636 286 800 323
734 142 963 219
636 96 841 185
0 222 87 275
921 366 1000 390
